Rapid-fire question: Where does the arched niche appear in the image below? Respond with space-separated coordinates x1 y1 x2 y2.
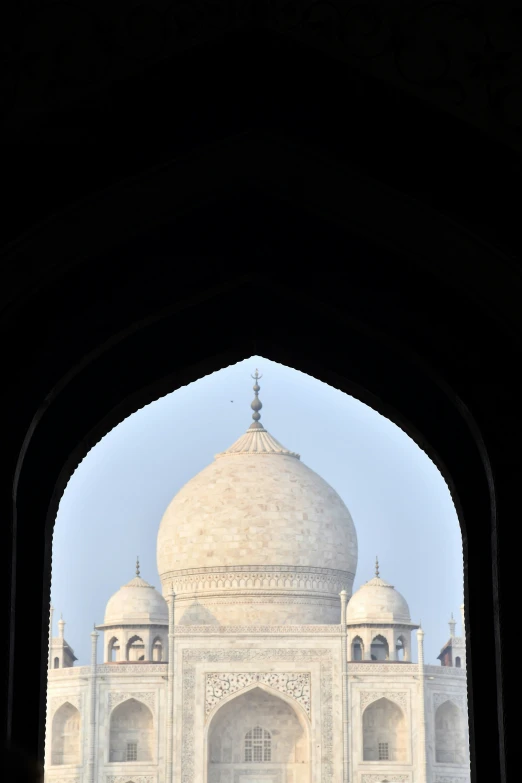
363 697 407 762
206 685 310 782
435 700 466 764
109 698 153 763
51 702 81 765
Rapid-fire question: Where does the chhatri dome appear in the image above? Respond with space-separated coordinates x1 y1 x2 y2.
157 371 358 625
102 558 168 626
346 557 414 625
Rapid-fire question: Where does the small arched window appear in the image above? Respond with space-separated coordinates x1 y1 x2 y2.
455 656 461 668
53 657 60 669
245 726 271 762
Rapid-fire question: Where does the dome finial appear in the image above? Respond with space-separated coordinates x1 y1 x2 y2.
250 369 263 425
136 556 140 578
375 556 380 578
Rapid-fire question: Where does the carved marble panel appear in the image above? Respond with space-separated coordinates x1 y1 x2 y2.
361 775 409 783
107 691 155 710
361 772 411 783
205 671 311 717
106 777 155 783
360 690 408 713
434 777 470 783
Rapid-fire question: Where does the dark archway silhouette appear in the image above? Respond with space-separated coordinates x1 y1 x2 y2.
0 23 515 783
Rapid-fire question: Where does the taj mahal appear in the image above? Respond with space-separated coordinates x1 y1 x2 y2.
45 373 470 783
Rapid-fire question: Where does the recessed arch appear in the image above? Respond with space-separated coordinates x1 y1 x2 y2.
363 697 407 762
205 685 310 782
435 699 466 764
51 701 81 766
109 698 153 763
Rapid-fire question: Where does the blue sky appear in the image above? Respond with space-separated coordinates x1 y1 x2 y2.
51 356 463 665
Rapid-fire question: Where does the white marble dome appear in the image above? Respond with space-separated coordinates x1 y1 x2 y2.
346 574 412 625
157 393 358 625
104 572 168 626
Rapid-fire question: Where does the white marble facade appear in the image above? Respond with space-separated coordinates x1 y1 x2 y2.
45 376 471 783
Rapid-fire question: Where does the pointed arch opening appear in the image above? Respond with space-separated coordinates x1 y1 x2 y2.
396 635 406 661
151 635 164 661
351 635 364 661
125 635 145 662
108 636 120 662
109 698 153 763
51 702 81 766
370 634 389 661
206 685 310 782
435 700 466 764
363 697 407 762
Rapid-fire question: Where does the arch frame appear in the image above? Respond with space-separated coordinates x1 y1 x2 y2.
2 120 510 783
203 682 312 783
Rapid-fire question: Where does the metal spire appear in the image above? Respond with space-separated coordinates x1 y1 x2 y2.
250 369 263 428
375 556 380 578
136 556 140 578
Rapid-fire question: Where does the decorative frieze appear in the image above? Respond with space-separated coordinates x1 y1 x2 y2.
205 671 311 717
348 663 416 674
107 691 155 710
360 690 408 712
166 565 351 595
175 624 341 635
45 778 80 783
96 664 167 674
107 777 155 783
434 777 469 783
424 664 466 677
182 648 333 783
361 775 409 783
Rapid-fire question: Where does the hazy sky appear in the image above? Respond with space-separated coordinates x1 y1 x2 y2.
51 356 463 665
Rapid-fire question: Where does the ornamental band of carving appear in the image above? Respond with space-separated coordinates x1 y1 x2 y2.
434 777 470 783
205 672 311 717
360 690 408 712
165 565 353 594
174 624 341 635
97 664 167 674
182 648 333 783
108 691 155 710
361 775 409 783
45 778 80 783
107 777 155 783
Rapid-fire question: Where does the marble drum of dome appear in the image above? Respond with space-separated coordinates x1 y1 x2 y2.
157 372 358 625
